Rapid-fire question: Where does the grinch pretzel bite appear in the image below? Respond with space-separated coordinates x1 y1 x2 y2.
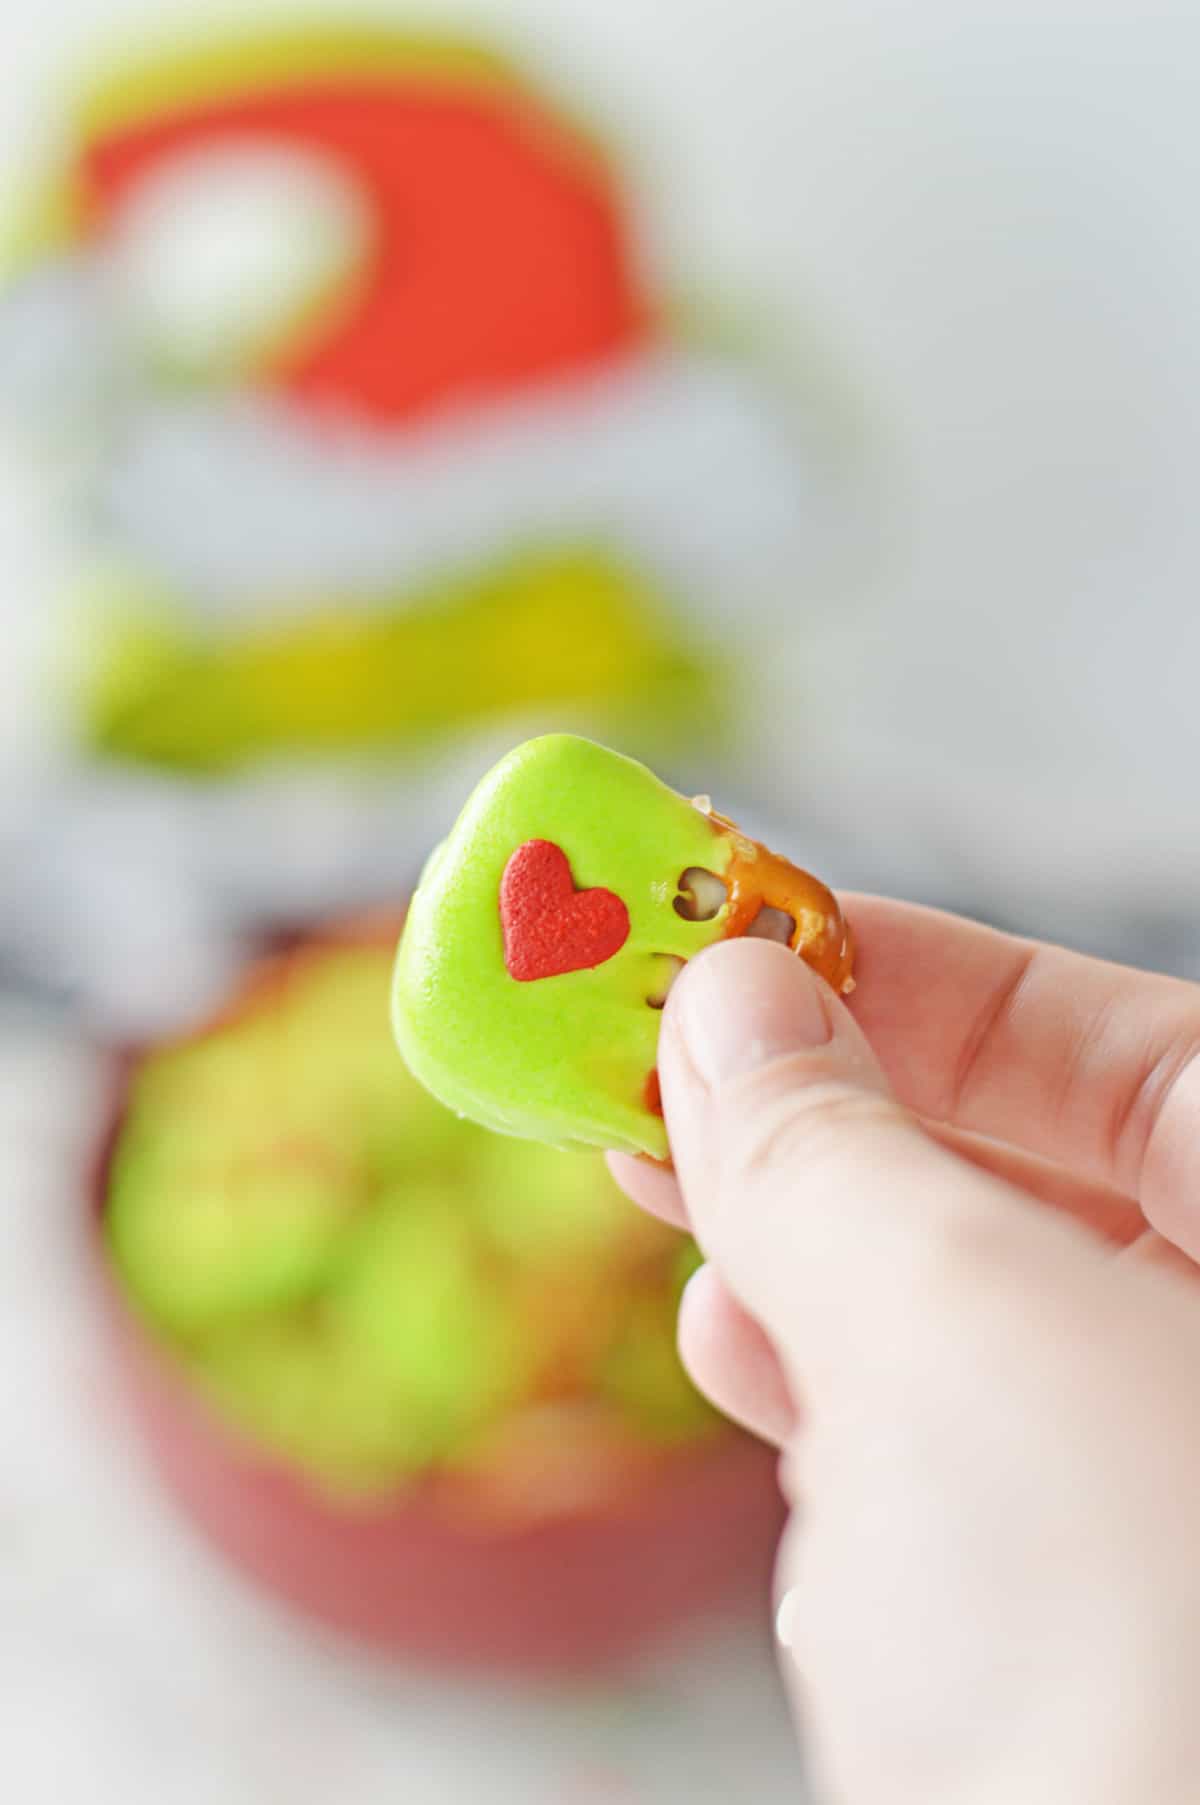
392 735 854 1159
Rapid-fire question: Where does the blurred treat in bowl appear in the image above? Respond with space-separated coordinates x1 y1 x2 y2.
90 920 782 1670
0 18 857 1035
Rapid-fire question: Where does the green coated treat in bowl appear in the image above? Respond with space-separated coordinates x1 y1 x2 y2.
103 926 720 1502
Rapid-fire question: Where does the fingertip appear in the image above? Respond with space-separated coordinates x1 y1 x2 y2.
662 939 838 1095
677 1262 797 1445
653 942 880 1266
605 1149 691 1229
775 1587 802 1655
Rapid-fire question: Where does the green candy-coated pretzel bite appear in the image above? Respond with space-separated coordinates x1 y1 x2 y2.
392 735 853 1158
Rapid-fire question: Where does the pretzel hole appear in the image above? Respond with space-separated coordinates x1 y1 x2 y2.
673 867 728 922
746 906 796 945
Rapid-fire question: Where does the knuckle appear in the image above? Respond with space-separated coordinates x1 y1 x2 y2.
717 1058 1041 1292
719 1058 902 1188
945 941 1039 1120
918 1192 1030 1292
1110 1023 1200 1207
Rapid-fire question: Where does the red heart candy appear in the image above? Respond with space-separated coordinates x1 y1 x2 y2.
500 840 631 982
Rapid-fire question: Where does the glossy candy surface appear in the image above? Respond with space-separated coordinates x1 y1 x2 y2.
393 735 854 1157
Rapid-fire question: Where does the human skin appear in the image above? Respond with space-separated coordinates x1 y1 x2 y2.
610 905 1200 1804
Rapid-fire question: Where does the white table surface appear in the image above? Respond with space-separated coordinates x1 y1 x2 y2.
0 1010 810 1805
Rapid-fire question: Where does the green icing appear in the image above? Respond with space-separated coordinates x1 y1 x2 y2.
392 734 734 1157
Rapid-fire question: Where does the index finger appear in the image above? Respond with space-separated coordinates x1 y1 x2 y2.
845 895 1200 1251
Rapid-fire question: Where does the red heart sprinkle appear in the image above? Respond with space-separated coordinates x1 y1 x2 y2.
500 840 631 982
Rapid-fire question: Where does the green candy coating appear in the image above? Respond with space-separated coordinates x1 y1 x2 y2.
392 735 733 1157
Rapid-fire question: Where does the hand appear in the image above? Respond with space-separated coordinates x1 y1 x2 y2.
610 903 1200 1805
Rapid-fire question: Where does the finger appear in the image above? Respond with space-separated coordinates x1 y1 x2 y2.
615 1124 1147 1442
677 1263 796 1444
844 895 1200 1256
1119 1229 1200 1284
659 938 1112 1384
610 1121 1146 1250
605 1151 690 1229
922 1124 1145 1248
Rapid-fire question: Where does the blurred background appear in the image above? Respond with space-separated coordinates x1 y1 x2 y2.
2 2 1199 1799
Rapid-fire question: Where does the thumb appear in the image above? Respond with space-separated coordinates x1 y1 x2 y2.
659 938 1100 1390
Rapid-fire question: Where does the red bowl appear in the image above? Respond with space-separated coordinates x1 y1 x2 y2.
89 1067 784 1672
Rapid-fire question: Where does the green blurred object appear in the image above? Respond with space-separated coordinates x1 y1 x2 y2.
105 928 718 1500
78 546 722 775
